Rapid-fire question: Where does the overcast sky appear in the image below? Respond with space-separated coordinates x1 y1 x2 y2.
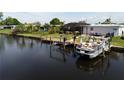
3 12 124 24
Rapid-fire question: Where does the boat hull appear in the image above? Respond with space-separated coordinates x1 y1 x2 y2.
76 47 104 59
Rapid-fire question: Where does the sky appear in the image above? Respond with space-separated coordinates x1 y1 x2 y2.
3 12 124 24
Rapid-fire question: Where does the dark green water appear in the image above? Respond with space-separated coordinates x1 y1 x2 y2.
0 35 124 80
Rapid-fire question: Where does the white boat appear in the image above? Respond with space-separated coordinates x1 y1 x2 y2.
76 36 110 59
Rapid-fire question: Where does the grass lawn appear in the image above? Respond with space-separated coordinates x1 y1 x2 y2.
46 33 73 41
18 32 73 41
0 29 124 47
0 29 73 41
0 29 12 35
111 36 124 47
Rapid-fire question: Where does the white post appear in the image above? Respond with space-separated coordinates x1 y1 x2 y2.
80 35 83 44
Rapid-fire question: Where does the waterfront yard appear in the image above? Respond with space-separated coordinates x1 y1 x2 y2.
0 29 12 35
111 36 124 47
0 29 124 47
0 29 73 42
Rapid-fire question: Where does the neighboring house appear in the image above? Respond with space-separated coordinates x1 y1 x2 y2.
0 25 16 30
83 24 124 36
62 23 124 36
0 26 4 29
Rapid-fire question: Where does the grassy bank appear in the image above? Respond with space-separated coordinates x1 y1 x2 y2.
0 29 73 42
0 29 12 35
111 36 124 47
1 29 124 47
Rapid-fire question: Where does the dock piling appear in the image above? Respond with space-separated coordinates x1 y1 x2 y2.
102 48 105 57
50 36 51 45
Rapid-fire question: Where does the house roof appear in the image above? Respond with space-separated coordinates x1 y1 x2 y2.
90 24 124 27
61 22 90 31
61 23 124 32
64 22 90 27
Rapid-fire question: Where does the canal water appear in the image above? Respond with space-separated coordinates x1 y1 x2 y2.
0 35 124 80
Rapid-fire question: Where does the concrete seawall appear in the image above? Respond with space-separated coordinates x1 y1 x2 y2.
111 46 124 52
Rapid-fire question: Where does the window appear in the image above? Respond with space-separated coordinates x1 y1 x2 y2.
113 28 117 30
90 27 94 31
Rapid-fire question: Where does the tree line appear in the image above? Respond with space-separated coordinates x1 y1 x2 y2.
0 12 65 34
13 18 64 34
1 12 124 34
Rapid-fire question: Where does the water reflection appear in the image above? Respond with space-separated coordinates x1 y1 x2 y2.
49 45 77 63
6 35 15 45
49 46 67 62
0 35 5 52
16 37 26 49
14 36 20 44
76 55 110 75
13 37 37 49
30 39 34 48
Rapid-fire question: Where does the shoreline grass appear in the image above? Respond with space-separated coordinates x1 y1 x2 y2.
0 29 73 41
0 29 124 48
0 29 12 35
111 36 124 48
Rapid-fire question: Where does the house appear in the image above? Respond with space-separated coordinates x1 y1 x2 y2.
62 22 124 36
83 24 124 36
0 26 4 29
0 25 16 30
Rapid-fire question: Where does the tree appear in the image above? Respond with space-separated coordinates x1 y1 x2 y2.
0 21 4 25
13 24 25 34
33 22 41 31
0 12 3 21
13 18 21 25
3 17 21 25
14 22 41 33
48 26 60 34
54 26 60 33
48 26 55 34
43 23 51 31
49 18 64 34
26 24 33 32
102 18 112 24
50 18 62 26
60 21 64 26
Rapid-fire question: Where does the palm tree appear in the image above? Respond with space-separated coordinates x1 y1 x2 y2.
33 22 41 32
25 24 33 32
43 23 51 31
102 18 114 24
